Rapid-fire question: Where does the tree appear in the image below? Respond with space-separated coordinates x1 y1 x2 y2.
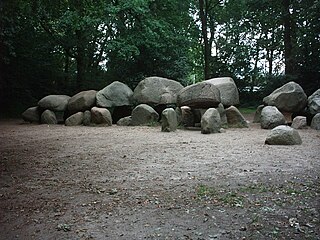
293 0 320 94
1 0 198 115
196 0 223 80
1 0 319 116
105 0 197 87
32 0 114 90
282 0 295 76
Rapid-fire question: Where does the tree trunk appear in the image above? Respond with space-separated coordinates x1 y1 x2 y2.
282 0 294 76
268 49 274 76
76 31 86 91
199 0 210 80
64 49 70 88
252 38 260 92
76 52 86 91
267 28 275 75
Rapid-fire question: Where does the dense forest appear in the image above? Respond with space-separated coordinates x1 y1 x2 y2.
0 0 319 116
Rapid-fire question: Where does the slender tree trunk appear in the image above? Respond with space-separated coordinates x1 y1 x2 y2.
267 28 275 75
208 17 215 57
252 39 260 92
64 49 70 90
76 52 86 91
76 31 86 91
282 0 294 76
199 0 210 80
268 49 274 75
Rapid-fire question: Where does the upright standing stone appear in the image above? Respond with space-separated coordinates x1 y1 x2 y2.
291 116 307 129
311 113 320 130
91 107 112 126
308 89 320 115
83 110 91 126
201 108 221 134
180 106 194 127
217 103 228 127
131 104 159 126
260 106 286 129
41 110 57 124
226 106 249 128
161 108 178 132
175 107 182 126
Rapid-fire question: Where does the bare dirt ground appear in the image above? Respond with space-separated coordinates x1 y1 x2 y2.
0 115 319 240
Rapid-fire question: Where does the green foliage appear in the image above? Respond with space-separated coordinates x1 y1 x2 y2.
193 0 319 107
105 0 197 88
0 0 197 115
0 0 319 116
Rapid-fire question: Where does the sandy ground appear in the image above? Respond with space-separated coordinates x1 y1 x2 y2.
0 117 319 240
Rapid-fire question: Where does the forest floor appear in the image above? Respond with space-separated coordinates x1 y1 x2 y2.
0 114 319 240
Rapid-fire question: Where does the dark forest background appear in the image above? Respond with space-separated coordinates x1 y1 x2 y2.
1 0 319 117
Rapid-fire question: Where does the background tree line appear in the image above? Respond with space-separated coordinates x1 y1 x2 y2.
0 0 319 116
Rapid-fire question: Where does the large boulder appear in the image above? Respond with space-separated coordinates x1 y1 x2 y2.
177 82 221 108
260 106 286 129
308 89 320 115
41 110 57 124
38 95 70 112
96 81 133 108
226 106 248 128
201 108 221 134
22 106 40 123
263 81 307 113
65 112 84 126
67 90 96 115
133 77 183 105
91 107 112 126
291 116 307 129
311 113 320 130
161 108 178 132
265 126 302 145
205 77 239 107
131 104 159 126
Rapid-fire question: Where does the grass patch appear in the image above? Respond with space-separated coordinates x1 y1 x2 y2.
239 107 257 114
220 191 245 207
146 121 160 127
239 183 275 194
195 180 319 240
196 181 317 208
196 185 244 207
197 184 217 198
